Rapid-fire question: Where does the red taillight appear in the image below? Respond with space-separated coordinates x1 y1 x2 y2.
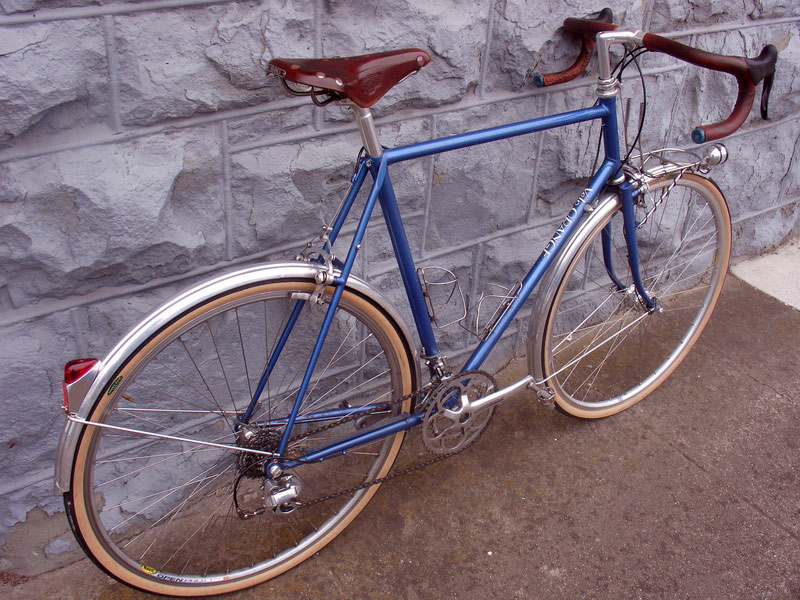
64 358 98 384
63 358 98 413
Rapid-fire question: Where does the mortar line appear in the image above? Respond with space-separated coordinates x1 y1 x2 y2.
419 115 437 260
513 314 526 356
0 284 14 311
0 97 310 165
1 4 793 31
0 63 701 164
447 318 523 365
220 121 234 260
4 8 795 164
3 116 798 326
101 15 123 133
478 0 497 99
642 0 655 31
776 130 800 207
0 0 239 26
663 53 692 147
361 228 368 280
313 0 324 132
526 93 549 223
229 64 686 154
369 185 800 279
468 243 485 343
660 15 800 38
372 218 559 278
70 307 87 357
732 197 800 225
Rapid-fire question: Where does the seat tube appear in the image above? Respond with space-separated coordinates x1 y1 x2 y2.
352 102 440 363
276 162 387 455
376 171 439 360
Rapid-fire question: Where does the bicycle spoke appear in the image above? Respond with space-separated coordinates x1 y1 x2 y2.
541 175 728 415
72 280 414 589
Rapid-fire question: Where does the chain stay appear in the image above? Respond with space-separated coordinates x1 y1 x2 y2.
261 382 433 509
275 370 493 509
235 385 428 516
288 382 431 446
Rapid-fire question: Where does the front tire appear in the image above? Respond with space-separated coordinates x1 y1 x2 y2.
67 276 415 596
533 174 731 418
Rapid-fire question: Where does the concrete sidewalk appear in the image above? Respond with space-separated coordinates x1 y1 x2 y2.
732 238 800 311
3 272 799 599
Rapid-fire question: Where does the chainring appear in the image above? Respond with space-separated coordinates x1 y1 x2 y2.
422 370 497 455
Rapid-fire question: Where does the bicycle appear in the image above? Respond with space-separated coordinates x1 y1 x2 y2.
53 8 777 596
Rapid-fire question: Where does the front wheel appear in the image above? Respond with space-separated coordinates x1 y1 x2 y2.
532 174 731 418
66 275 415 596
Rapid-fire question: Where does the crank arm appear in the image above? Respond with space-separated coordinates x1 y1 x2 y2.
445 375 535 416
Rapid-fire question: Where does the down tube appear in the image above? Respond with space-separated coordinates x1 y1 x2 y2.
463 159 619 371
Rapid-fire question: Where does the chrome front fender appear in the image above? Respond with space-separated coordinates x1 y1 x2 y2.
54 262 419 493
526 191 621 383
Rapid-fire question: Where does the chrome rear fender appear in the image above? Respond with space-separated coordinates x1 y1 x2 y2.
54 262 419 493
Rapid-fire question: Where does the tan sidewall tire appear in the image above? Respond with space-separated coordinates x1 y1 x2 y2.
70 281 413 596
545 174 731 419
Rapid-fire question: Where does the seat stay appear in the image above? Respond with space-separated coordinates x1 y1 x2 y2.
276 161 388 455
241 158 371 427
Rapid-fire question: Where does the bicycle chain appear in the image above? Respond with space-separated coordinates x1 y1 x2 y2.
296 447 458 508
275 371 493 509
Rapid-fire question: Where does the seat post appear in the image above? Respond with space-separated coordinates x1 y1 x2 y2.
350 104 383 157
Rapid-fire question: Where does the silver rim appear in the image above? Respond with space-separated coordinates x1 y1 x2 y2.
542 176 730 415
76 281 412 587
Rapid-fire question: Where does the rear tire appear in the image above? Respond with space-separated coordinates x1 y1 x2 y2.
67 276 415 596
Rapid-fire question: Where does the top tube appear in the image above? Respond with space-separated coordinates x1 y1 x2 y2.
383 103 610 164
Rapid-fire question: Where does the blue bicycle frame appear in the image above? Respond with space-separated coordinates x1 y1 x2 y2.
245 94 652 468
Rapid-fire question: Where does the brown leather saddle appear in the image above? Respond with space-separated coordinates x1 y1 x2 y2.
268 48 431 107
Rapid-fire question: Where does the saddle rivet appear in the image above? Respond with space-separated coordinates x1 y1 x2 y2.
290 64 301 70
335 78 344 87
417 55 424 64
316 72 326 79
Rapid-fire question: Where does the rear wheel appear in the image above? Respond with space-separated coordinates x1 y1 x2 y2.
67 277 415 596
536 174 731 418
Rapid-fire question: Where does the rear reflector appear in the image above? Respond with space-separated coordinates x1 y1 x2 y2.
63 358 98 413
64 358 98 384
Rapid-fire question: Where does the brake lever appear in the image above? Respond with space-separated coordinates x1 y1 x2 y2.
744 44 777 121
760 71 774 120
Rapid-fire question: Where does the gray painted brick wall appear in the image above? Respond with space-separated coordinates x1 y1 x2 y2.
0 0 798 572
